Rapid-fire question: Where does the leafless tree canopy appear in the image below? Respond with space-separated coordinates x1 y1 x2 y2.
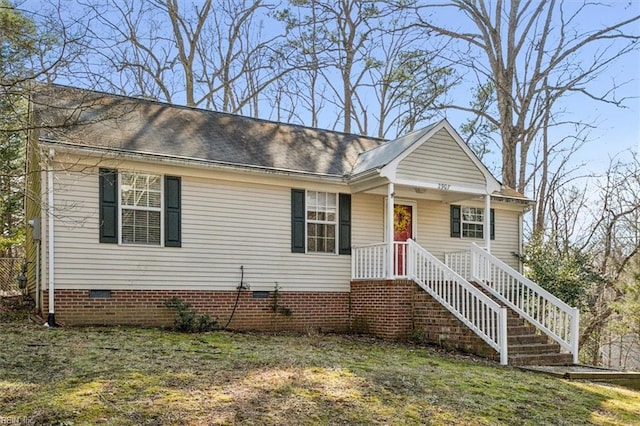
414 0 639 193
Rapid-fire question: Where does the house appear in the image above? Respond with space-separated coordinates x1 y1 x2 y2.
25 85 579 365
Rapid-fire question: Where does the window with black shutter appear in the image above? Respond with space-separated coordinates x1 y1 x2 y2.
99 169 181 247
291 189 351 254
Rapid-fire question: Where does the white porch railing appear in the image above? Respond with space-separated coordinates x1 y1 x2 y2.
407 240 508 365
469 242 579 364
351 242 410 279
352 242 387 279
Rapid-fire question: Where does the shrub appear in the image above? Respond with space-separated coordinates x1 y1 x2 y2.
164 297 218 332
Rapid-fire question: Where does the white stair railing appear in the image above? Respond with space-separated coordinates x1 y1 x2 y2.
444 250 470 280
407 239 508 365
470 242 579 364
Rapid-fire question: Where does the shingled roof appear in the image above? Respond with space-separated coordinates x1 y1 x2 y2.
32 85 384 177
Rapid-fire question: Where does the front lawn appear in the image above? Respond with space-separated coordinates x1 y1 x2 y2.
0 323 638 425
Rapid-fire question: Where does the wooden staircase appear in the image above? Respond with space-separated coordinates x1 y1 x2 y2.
473 281 573 366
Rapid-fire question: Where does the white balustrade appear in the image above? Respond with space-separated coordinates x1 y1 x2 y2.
352 243 388 279
470 242 579 363
444 250 470 280
352 240 509 365
407 239 508 365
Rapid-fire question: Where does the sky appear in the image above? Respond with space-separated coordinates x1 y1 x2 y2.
429 0 640 176
547 1 640 170
20 0 640 178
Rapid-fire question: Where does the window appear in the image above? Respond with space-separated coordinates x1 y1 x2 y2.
306 191 337 253
462 206 484 238
450 204 494 240
291 189 351 255
120 173 162 245
99 168 181 247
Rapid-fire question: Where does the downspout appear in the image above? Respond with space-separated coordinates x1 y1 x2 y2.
47 148 56 327
484 194 491 253
518 212 524 273
386 183 395 279
35 240 40 309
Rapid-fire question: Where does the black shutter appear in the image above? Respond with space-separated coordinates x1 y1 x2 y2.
490 208 495 240
338 193 351 255
291 189 305 253
165 176 181 247
99 168 118 243
450 205 461 238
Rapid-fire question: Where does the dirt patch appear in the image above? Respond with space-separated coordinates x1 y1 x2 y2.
0 294 36 322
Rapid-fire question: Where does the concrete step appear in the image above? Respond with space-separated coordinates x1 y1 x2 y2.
509 352 573 366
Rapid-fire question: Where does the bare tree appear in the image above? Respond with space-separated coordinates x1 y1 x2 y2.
366 18 456 138
0 1 89 256
414 0 640 192
524 151 639 363
72 0 289 116
279 0 454 137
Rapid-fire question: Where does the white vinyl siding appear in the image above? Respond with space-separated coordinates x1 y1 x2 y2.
396 128 486 189
351 193 384 245
49 161 357 292
45 157 521 292
414 199 520 270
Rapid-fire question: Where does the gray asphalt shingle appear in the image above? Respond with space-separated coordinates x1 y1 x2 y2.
33 85 385 177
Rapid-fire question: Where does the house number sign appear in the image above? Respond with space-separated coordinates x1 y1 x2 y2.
437 183 451 191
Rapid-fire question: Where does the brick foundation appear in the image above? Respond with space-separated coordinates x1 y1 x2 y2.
43 281 498 360
350 279 498 360
43 289 350 333
412 286 499 360
350 280 414 339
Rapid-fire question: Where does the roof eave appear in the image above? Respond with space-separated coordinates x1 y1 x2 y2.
40 139 348 183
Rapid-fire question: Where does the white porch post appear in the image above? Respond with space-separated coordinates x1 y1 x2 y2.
386 183 394 279
484 193 491 253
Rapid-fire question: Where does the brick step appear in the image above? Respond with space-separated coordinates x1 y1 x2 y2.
508 325 538 335
508 352 573 366
508 334 549 345
508 343 563 355
507 317 525 327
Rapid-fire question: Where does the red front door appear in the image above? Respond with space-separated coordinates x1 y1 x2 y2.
394 204 413 275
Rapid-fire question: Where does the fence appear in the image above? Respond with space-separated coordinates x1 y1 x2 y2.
0 257 24 294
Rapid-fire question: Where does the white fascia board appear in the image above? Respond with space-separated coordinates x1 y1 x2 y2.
393 177 488 196
348 175 389 193
39 140 348 185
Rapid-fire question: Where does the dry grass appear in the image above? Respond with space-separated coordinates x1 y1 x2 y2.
0 323 639 425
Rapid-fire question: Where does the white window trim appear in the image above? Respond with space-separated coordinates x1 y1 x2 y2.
118 171 165 247
305 190 338 254
461 206 484 239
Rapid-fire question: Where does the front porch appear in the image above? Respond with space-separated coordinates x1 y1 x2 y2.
350 240 580 366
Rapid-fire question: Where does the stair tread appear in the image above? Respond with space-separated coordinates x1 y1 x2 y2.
508 335 549 344
508 353 573 366
509 342 560 348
